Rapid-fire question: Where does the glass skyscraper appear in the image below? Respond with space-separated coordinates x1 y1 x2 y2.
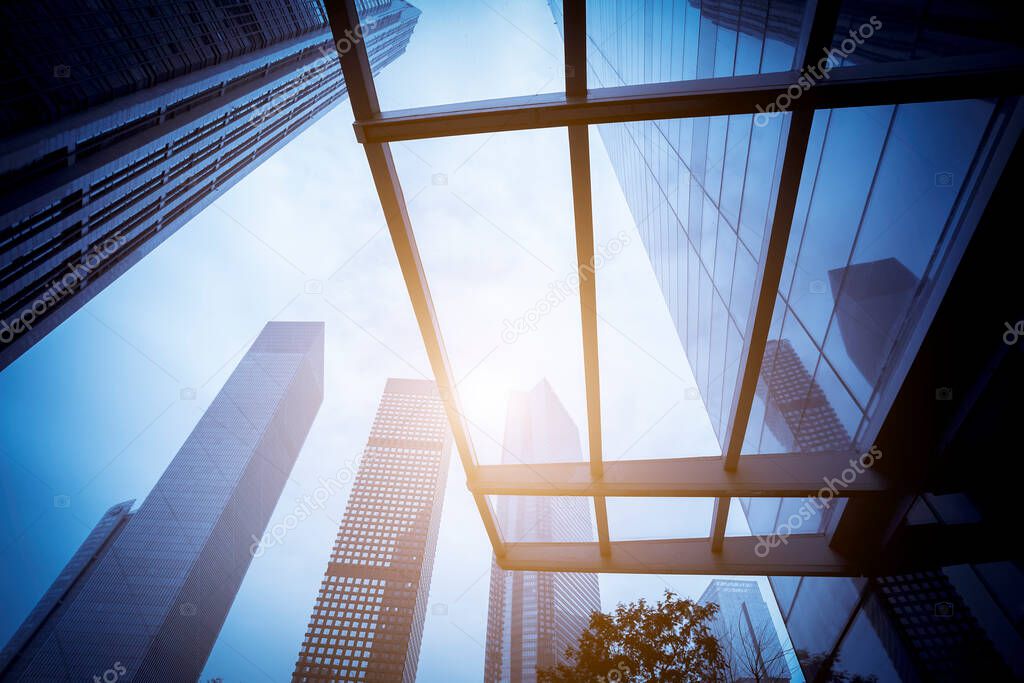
0 320 325 680
550 0 1024 680
0 500 135 679
699 579 789 682
293 378 449 683
484 380 601 683
0 0 419 370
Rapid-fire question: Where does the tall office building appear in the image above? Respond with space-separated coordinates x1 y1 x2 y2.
483 380 601 683
1 321 325 680
0 500 134 678
293 378 450 683
700 580 789 683
550 1 1024 679
0 0 420 370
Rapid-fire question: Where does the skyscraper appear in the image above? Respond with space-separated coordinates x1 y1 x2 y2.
292 378 449 683
484 380 601 683
0 0 420 370
1 320 325 680
699 579 789 683
550 1 1024 679
0 500 134 679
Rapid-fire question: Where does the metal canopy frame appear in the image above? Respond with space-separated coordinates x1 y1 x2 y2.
325 0 1023 575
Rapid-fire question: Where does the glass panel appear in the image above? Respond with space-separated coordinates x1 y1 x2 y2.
594 114 789 456
586 0 810 88
355 0 564 111
831 601 903 683
738 495 832 538
746 98 1008 458
606 497 715 540
488 495 597 543
736 96 1017 579
830 0 1024 65
824 98 997 411
591 120 717 461
392 128 587 467
769 575 801 619
787 577 865 676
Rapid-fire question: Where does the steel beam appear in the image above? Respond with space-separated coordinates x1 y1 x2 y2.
710 109 816 551
496 534 853 576
469 452 885 498
562 0 610 557
569 127 602 481
494 521 1003 576
351 53 1024 144
710 0 843 553
325 0 505 555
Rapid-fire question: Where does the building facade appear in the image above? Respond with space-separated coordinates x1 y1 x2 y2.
484 380 601 683
293 378 450 683
551 0 1024 680
699 579 789 683
0 500 134 679
0 0 419 370
0 320 325 681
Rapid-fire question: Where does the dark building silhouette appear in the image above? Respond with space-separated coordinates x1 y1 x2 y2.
293 378 449 683
828 258 919 387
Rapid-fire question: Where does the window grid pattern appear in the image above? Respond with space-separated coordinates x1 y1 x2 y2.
0 0 328 134
293 379 450 683
0 0 421 372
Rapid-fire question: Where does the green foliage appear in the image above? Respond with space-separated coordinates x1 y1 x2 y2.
537 590 728 683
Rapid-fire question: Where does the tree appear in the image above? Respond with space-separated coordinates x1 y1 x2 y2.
537 590 729 683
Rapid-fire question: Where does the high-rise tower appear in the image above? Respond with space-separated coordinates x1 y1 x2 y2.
293 378 449 683
699 579 790 683
0 500 135 679
0 0 420 370
1 320 325 680
483 380 601 683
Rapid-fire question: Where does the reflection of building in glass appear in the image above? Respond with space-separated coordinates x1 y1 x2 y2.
758 338 851 453
699 579 789 683
828 258 919 387
0 321 325 680
484 380 600 683
863 571 1012 681
293 378 449 683
554 1 1024 679
0 0 420 370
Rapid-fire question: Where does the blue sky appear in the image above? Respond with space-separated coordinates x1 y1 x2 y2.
0 1 802 680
